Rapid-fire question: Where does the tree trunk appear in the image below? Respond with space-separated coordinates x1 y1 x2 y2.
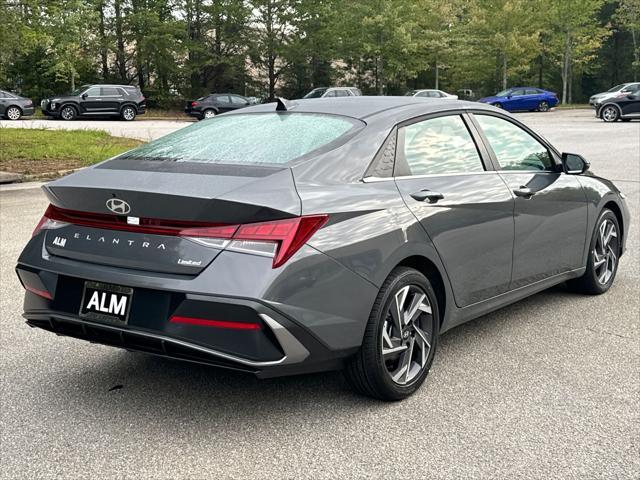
561 32 571 104
114 0 127 82
434 54 439 89
98 1 108 81
502 54 507 90
632 29 639 82
70 70 75 92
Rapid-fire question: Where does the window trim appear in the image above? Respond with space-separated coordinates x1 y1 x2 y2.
394 112 492 177
467 111 562 173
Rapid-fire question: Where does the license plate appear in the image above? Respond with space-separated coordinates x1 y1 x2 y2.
79 281 133 324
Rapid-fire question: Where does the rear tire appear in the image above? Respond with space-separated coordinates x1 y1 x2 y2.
345 267 439 401
567 209 620 295
60 105 77 121
5 106 22 120
537 101 550 112
121 105 136 121
201 109 216 120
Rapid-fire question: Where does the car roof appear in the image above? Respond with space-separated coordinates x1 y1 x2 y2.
227 96 494 121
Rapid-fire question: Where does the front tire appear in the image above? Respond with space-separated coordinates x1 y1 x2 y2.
567 209 621 295
537 101 550 112
601 105 620 122
5 106 22 120
60 105 77 121
121 105 137 121
345 267 439 401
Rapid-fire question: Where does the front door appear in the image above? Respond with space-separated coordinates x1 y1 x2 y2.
619 91 640 118
393 114 515 307
472 113 588 289
79 87 103 114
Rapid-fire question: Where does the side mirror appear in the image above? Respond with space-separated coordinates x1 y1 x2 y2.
562 152 590 175
506 95 512 99
81 93 88 99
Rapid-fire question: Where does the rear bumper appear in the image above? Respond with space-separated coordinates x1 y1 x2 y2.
16 263 359 378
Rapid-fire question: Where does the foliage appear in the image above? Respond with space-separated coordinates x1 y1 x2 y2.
0 0 636 103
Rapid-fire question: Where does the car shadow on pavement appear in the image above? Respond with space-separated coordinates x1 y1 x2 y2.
45 284 587 426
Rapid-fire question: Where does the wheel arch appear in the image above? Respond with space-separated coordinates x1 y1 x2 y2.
602 200 624 251
120 102 138 113
7 104 23 113
395 255 448 327
60 102 79 113
598 102 622 118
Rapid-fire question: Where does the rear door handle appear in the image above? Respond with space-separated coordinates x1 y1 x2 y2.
410 189 445 203
513 186 536 198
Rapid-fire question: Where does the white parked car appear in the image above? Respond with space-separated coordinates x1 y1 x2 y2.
303 87 362 99
405 89 458 100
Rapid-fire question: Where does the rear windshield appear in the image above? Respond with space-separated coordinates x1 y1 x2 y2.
118 113 362 165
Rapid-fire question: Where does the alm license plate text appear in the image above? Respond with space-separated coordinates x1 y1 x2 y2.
80 281 133 323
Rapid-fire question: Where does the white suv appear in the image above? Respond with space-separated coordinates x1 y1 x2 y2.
303 87 362 99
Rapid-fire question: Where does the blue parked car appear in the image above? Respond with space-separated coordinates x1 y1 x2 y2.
478 87 558 112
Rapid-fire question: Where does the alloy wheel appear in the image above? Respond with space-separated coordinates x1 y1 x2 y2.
6 107 21 120
61 107 75 120
204 109 216 119
538 101 549 112
602 106 618 122
381 285 433 385
593 219 618 285
122 107 135 120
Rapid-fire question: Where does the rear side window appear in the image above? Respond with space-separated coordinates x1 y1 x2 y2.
400 115 484 176
118 113 362 165
525 89 540 95
101 87 120 96
475 115 553 171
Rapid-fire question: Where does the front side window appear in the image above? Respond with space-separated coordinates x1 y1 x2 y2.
511 89 525 96
475 114 553 171
117 113 362 166
229 95 247 105
84 87 101 97
401 115 485 176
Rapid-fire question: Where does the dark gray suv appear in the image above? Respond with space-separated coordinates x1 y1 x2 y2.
16 97 629 400
41 84 146 121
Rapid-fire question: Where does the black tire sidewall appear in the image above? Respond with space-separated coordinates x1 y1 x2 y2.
585 209 620 293
368 268 439 400
61 106 76 121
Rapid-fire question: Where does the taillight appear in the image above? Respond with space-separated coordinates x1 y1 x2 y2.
184 215 329 268
191 101 199 107
32 205 68 237
33 205 328 268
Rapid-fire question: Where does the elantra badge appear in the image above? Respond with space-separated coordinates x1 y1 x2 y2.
106 198 131 215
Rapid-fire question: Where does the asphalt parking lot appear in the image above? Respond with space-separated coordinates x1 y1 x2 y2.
0 109 638 479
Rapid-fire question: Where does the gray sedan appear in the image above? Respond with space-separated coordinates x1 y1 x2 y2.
16 97 629 401
0 89 35 120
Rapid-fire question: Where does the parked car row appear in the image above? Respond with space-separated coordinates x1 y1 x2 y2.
2 82 639 122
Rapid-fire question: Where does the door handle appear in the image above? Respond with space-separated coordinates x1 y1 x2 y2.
410 189 445 203
513 186 536 198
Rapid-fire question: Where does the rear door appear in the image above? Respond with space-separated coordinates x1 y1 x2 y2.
100 86 124 114
393 113 515 307
0 90 9 115
524 88 542 109
471 113 588 289
215 95 233 112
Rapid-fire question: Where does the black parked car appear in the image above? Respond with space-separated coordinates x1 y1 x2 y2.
597 90 640 122
185 93 255 120
41 84 146 121
0 90 35 120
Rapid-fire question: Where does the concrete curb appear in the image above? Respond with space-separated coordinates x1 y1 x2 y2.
0 171 24 184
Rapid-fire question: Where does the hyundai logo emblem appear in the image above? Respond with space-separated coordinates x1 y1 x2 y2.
106 198 131 215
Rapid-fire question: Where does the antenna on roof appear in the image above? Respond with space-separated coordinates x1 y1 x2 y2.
275 97 296 111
